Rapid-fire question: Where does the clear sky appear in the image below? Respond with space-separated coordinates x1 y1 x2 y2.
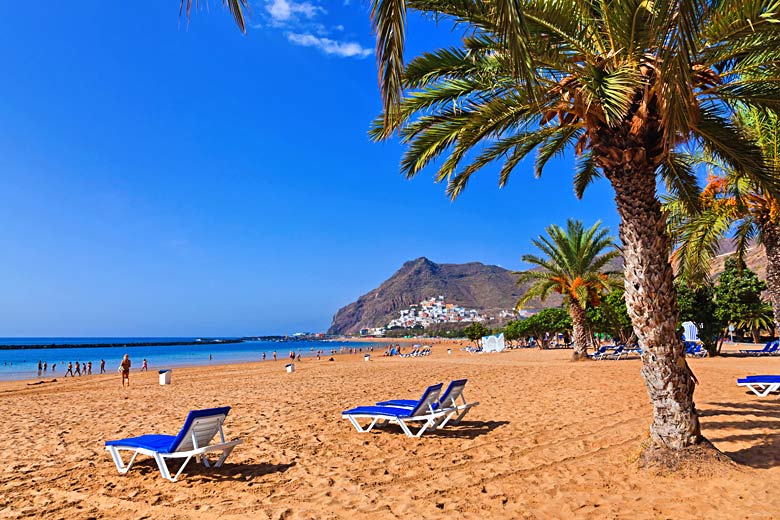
0 1 621 336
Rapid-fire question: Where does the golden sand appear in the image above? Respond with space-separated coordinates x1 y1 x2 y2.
1 343 779 519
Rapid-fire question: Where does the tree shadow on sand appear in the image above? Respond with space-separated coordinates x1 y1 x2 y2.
700 400 780 469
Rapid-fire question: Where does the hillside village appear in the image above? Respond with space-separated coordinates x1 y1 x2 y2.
361 296 526 336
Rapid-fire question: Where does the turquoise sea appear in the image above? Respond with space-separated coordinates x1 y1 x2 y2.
0 338 385 381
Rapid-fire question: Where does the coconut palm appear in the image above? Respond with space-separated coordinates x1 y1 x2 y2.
515 220 620 360
665 108 780 336
368 0 780 451
180 0 248 33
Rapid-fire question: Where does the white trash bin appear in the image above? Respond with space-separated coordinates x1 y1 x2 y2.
159 369 172 385
286 363 295 373
364 354 371 362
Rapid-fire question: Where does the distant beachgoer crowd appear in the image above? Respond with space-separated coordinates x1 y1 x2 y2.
35 357 150 379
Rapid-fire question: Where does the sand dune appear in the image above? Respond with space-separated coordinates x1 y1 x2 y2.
1 344 779 519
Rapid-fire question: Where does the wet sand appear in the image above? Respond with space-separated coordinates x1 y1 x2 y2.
1 343 779 519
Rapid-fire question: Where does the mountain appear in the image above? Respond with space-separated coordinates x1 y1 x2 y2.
328 257 560 335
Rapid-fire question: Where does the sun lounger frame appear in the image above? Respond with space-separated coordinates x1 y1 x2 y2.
105 408 242 482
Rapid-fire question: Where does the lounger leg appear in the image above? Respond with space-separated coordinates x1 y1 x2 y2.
154 453 175 482
347 416 378 433
107 447 139 474
171 455 194 482
215 445 236 467
396 419 417 437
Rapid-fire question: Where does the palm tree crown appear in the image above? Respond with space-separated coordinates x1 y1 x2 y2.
516 220 619 309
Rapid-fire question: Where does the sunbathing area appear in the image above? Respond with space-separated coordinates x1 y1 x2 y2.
2 342 780 519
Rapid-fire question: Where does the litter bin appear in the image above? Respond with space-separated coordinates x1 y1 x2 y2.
159 369 172 385
286 363 295 373
364 354 371 362
447 348 452 355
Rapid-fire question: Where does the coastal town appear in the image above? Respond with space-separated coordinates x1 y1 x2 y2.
360 296 525 336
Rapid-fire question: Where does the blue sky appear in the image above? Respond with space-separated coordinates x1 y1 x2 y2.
0 1 620 336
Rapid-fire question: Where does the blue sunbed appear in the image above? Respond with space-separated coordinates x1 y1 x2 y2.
376 379 480 427
105 406 242 482
342 383 445 437
737 375 780 397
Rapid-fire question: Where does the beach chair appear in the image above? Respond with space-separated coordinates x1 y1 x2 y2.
739 340 779 356
377 379 480 428
105 406 242 482
342 383 445 438
737 375 780 397
589 345 611 360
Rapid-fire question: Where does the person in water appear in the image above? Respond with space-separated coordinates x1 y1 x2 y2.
74 363 81 376
141 359 148 372
120 354 131 387
64 362 73 377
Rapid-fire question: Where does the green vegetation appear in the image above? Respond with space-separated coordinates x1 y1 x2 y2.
463 322 491 344
586 289 633 344
504 308 571 348
515 219 619 359
714 258 770 343
675 280 722 355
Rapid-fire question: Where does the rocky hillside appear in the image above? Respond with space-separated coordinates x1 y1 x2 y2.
328 257 560 335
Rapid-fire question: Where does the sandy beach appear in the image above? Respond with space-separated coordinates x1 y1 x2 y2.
1 342 779 519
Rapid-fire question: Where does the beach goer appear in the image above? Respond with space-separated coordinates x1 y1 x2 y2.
87 361 92 375
120 354 131 387
74 363 81 376
289 351 295 361
209 354 213 362
52 363 56 372
100 359 105 374
38 360 42 375
262 352 266 361
43 362 47 372
65 362 73 377
273 351 277 361
296 353 302 362
141 359 148 372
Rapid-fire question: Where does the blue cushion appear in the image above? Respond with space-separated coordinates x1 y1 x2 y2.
105 434 177 452
738 375 780 383
343 405 415 417
105 406 232 453
376 399 418 407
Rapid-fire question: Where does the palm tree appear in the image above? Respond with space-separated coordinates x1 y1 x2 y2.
180 0 248 33
515 220 620 360
666 108 780 337
368 0 780 452
735 302 775 344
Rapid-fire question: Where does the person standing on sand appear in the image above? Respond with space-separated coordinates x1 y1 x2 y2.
64 362 73 377
100 359 105 374
74 363 81 376
87 361 92 375
141 359 148 372
262 352 266 361
289 351 295 362
296 353 302 362
120 354 131 387
273 351 277 361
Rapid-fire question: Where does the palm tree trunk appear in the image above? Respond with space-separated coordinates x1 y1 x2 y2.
604 163 701 450
762 223 780 338
569 303 590 360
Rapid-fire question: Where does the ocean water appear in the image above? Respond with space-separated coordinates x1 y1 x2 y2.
0 338 385 381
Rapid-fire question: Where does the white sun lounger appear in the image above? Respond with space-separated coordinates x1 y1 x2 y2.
377 379 480 428
342 383 445 437
737 375 780 397
105 406 242 482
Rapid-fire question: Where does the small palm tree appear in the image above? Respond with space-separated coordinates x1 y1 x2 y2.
180 0 248 33
368 0 780 452
735 302 775 344
666 108 780 335
515 220 620 360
